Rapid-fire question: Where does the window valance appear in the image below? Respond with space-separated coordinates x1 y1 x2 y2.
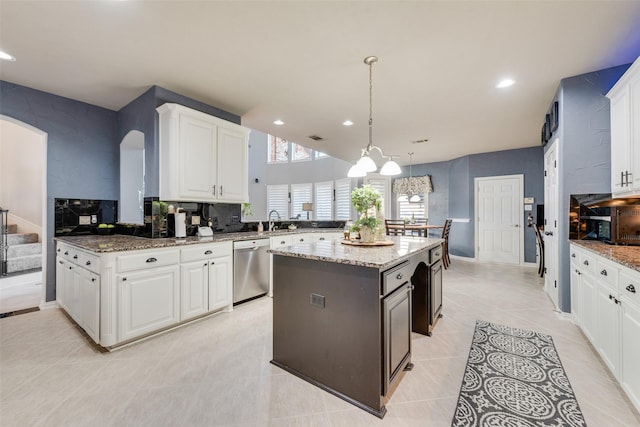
393 175 433 195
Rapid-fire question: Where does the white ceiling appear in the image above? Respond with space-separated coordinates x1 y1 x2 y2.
1 1 640 167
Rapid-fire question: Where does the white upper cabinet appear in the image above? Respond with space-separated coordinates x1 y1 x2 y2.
157 103 250 203
607 57 640 197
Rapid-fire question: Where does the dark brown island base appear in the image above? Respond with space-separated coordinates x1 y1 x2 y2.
269 236 444 418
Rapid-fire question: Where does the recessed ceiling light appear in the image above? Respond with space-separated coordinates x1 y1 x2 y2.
0 50 16 61
343 120 354 126
496 79 515 88
273 119 284 126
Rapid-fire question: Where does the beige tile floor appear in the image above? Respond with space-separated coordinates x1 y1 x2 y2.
1 259 639 426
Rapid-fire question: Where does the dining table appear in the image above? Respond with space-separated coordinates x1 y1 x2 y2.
387 223 444 237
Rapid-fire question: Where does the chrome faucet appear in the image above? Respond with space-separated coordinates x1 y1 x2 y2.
268 210 281 231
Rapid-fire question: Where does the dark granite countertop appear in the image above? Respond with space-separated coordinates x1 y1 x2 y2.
269 236 445 269
56 228 343 253
571 240 640 273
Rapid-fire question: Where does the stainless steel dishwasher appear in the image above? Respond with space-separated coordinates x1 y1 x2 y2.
233 238 270 305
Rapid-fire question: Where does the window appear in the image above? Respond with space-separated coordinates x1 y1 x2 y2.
291 143 312 162
364 176 390 219
267 135 288 163
397 194 428 221
290 183 312 219
334 178 352 220
314 181 333 220
315 151 328 159
267 184 289 219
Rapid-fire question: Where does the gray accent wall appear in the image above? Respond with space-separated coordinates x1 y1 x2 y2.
391 147 544 263
549 64 630 313
0 81 119 302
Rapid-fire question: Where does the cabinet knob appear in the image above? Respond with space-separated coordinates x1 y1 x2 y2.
57 248 61 252
583 260 589 266
122 277 127 281
91 278 96 282
59 260 63 265
73 255 78 259
204 263 208 266
319 237 325 241
626 284 637 294
396 273 404 280
64 251 69 255
280 241 285 244
210 262 215 266
146 257 157 263
86 261 91 266
204 250 213 255
571 253 576 258
600 269 607 276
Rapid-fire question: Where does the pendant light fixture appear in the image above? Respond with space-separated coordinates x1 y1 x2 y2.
347 56 401 178
397 152 421 203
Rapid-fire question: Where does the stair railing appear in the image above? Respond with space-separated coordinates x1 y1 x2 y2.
1 207 8 276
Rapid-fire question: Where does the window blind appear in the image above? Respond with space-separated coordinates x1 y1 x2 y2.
314 181 333 220
266 184 289 219
290 183 312 219
335 178 352 220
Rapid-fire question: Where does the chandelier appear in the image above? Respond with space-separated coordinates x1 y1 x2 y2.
347 56 401 178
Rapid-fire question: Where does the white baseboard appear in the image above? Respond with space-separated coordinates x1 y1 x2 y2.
39 300 58 310
523 262 537 268
450 254 475 262
555 311 572 321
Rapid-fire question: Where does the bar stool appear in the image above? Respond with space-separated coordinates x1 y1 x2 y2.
441 219 452 269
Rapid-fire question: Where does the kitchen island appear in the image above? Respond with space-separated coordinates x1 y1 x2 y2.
270 236 444 418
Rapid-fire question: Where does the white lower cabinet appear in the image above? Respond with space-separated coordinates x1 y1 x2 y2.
596 281 621 378
118 265 180 342
181 261 210 321
208 255 232 312
78 267 100 342
622 298 640 409
570 243 640 413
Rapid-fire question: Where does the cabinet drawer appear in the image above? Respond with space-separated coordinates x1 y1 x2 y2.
429 245 443 264
271 236 293 248
569 246 581 267
578 251 597 275
597 258 619 289
181 242 232 263
620 269 640 306
117 249 180 273
80 252 100 273
382 260 412 296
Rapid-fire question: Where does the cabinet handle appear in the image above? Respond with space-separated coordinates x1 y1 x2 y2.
319 237 325 241
280 241 286 244
204 250 213 255
220 186 223 196
122 277 127 281
583 260 589 266
609 294 614 300
212 185 216 196
626 284 637 294
300 239 304 242
622 171 626 187
616 298 622 305
146 257 157 263
396 273 404 280
59 260 63 265
600 269 607 276
86 261 91 266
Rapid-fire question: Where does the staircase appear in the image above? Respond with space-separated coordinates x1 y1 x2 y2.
3 224 42 275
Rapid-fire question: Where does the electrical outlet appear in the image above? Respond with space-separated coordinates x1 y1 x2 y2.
191 215 200 225
79 215 91 225
310 293 325 308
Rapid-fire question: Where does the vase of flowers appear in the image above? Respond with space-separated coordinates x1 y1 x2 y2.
350 185 383 243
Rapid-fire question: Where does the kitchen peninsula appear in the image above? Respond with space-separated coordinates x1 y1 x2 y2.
270 236 444 418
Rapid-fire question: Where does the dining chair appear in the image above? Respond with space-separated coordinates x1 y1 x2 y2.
441 219 452 269
385 219 406 236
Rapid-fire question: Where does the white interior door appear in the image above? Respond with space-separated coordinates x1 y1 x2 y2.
476 175 523 264
544 140 559 308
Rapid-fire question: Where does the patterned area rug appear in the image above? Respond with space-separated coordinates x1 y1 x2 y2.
452 320 586 427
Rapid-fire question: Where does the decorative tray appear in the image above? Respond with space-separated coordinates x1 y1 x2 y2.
341 240 395 247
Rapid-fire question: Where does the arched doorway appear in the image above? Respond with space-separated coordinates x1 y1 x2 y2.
0 115 47 314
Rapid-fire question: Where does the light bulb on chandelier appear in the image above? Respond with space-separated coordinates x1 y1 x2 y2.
347 56 401 178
